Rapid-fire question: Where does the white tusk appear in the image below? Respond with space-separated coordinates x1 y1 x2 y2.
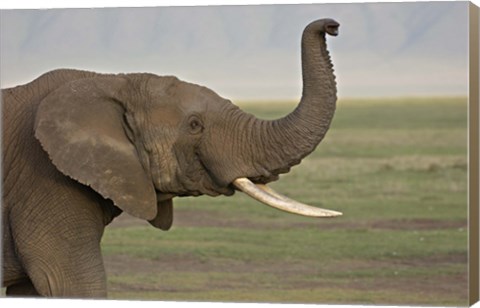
233 178 342 218
256 183 343 217
256 184 300 201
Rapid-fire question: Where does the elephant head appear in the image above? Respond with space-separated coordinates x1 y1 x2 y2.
33 19 341 230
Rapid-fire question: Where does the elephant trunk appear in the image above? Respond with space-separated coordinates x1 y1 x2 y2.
231 19 341 217
251 19 339 178
277 19 338 163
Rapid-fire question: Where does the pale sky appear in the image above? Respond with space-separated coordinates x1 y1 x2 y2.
0 1 470 100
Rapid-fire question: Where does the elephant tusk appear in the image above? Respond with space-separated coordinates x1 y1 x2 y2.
232 178 342 218
256 183 302 202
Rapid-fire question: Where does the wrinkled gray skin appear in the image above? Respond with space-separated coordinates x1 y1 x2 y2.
2 19 339 297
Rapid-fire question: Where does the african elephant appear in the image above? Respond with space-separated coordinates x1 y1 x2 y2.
2 18 340 298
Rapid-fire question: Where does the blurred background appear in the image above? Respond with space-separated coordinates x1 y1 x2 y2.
0 2 469 100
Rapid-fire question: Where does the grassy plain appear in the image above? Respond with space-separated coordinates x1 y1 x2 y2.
102 97 469 305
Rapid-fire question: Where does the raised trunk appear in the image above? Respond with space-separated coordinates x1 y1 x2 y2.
250 19 340 181
225 19 341 217
190 19 339 188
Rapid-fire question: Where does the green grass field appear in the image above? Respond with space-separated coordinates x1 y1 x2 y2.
102 97 469 305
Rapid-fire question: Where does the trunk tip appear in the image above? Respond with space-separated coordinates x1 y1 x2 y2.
307 18 340 36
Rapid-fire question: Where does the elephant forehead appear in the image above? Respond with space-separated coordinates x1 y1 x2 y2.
178 92 229 118
146 76 227 118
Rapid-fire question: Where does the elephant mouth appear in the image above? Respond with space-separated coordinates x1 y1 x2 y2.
175 161 341 217
193 150 341 218
232 177 342 218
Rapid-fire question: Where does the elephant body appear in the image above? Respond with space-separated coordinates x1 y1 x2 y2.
1 19 340 298
2 70 122 296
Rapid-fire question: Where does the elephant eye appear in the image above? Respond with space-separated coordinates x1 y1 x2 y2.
188 115 204 134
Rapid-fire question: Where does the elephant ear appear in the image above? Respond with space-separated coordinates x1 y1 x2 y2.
34 76 158 221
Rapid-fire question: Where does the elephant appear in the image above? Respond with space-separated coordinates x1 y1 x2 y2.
2 18 341 298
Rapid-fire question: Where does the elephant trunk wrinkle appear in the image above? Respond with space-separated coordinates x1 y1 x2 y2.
229 19 339 182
